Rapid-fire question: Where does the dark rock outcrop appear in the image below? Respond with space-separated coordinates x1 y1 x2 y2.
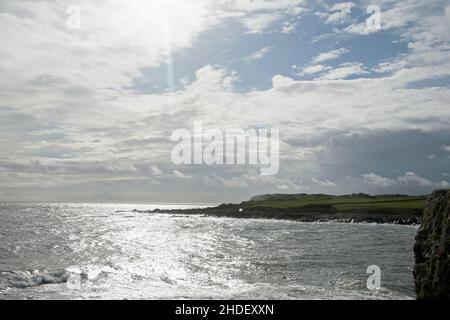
140 203 422 225
414 189 450 299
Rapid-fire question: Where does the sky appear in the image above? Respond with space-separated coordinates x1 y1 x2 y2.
0 0 450 203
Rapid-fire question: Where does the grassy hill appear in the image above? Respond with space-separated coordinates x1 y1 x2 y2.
243 193 427 211
147 193 428 224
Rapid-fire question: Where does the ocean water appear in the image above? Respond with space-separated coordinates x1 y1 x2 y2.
0 203 417 300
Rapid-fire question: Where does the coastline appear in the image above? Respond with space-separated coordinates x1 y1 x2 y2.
139 203 423 225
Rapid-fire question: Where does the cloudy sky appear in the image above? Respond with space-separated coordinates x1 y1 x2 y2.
0 0 449 203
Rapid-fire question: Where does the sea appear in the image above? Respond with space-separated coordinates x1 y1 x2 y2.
0 203 417 300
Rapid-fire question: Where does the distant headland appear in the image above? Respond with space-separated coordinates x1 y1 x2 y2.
140 193 428 225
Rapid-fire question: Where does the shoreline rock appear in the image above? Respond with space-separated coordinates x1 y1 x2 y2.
414 189 450 299
140 203 423 225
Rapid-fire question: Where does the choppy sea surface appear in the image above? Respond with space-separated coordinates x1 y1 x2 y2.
0 203 417 300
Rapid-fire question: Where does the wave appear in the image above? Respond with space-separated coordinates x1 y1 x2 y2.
0 265 117 291
1 270 70 289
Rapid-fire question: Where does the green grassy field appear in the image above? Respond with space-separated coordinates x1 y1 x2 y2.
243 194 427 211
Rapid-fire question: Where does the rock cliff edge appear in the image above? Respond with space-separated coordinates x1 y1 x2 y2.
414 189 450 299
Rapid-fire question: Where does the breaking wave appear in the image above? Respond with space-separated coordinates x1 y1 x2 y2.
1 270 70 289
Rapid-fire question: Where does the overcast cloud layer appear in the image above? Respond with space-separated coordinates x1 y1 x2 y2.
0 0 449 203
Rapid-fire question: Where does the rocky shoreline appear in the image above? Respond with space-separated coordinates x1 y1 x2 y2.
136 203 423 225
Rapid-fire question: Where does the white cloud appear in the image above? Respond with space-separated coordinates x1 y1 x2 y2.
325 2 355 25
4 59 449 195
344 22 378 35
297 64 331 76
441 145 450 152
173 170 191 179
311 48 349 64
240 13 281 34
312 178 337 187
398 172 433 186
362 173 396 187
282 21 297 34
319 62 367 80
150 165 163 176
372 57 409 74
226 0 305 13
363 172 436 188
296 48 349 77
244 46 272 62
0 0 450 201
345 0 450 76
0 0 219 109
223 0 306 33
